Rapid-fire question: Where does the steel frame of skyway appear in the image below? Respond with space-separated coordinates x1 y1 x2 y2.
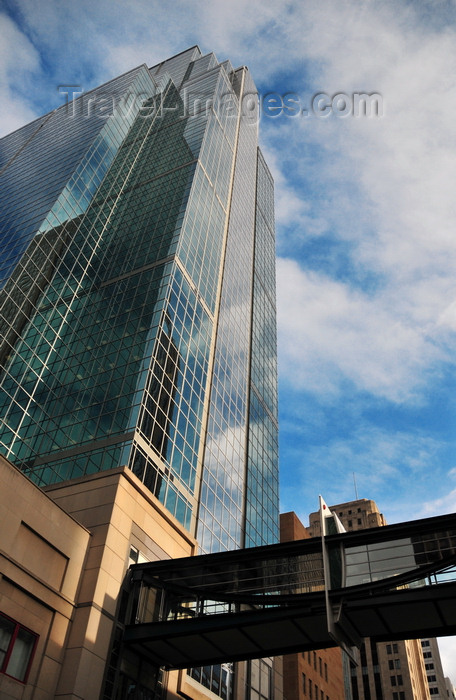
122 511 456 669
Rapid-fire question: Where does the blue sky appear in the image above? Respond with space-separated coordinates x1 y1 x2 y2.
2 0 456 680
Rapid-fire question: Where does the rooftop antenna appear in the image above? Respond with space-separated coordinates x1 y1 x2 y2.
353 472 359 500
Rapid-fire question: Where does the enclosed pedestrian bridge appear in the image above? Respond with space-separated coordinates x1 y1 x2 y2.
123 509 456 669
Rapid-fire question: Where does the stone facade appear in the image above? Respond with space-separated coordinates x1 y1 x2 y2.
0 454 197 699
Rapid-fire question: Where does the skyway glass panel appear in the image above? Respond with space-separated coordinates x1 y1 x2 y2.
343 529 456 586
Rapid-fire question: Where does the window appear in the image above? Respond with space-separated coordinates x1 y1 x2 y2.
319 657 323 676
425 663 435 671
302 673 307 694
324 662 328 682
348 520 352 528
395 659 401 669
422 641 430 647
430 688 439 695
357 518 362 525
313 651 317 670
393 643 398 653
0 613 38 683
389 661 394 670
391 676 397 687
423 652 432 659
387 644 392 654
309 678 313 699
397 676 403 686
428 676 437 683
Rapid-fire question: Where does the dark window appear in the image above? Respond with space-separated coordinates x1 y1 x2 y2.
0 612 38 683
391 677 397 687
386 644 392 654
319 657 323 676
303 673 307 694
425 663 434 671
393 643 398 653
313 651 317 670
422 641 430 647
428 676 437 683
350 660 359 700
357 518 362 525
395 659 401 669
348 520 352 528
309 678 313 699
397 675 403 686
389 661 394 670
324 663 328 682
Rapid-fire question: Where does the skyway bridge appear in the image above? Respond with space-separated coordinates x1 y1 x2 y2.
123 509 456 669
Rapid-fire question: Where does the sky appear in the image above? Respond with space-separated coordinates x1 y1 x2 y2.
1 0 456 682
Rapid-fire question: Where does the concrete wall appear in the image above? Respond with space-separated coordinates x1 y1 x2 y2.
0 458 197 700
0 455 91 700
45 466 197 700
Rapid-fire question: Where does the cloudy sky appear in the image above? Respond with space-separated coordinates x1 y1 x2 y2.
2 0 456 680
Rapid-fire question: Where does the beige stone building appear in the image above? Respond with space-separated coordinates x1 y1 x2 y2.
0 452 204 699
444 677 456 700
420 638 448 700
309 498 430 700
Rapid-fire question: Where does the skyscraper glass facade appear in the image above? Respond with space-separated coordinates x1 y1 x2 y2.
0 47 279 696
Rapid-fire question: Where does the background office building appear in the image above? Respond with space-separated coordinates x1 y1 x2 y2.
0 47 280 700
280 511 346 700
309 499 436 700
445 678 456 700
421 638 447 700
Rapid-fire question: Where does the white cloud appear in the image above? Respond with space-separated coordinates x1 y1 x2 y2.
277 258 445 401
437 637 456 686
251 1 456 410
419 489 456 518
0 12 40 134
302 425 437 493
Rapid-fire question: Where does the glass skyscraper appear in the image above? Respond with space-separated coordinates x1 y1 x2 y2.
0 46 279 697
